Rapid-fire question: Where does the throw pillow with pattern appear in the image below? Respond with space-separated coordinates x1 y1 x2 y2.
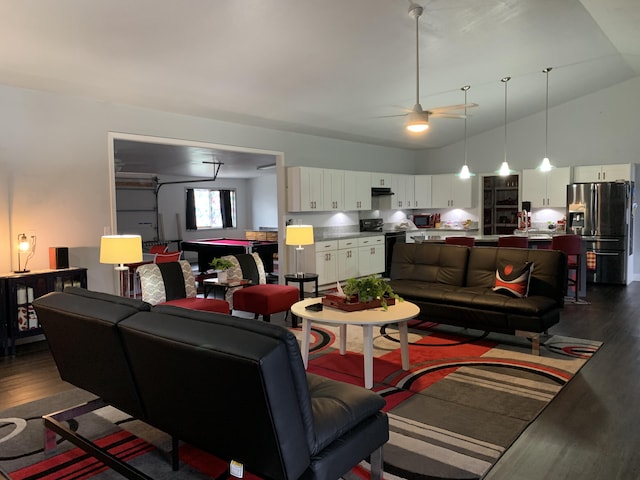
493 260 534 297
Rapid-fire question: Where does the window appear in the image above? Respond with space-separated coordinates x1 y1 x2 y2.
186 188 236 230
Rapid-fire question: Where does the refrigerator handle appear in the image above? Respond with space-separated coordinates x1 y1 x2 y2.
591 183 598 236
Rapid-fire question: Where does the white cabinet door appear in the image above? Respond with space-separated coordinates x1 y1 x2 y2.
573 164 631 182
372 172 392 187
392 174 415 209
322 169 344 211
522 169 548 208
287 166 324 211
357 236 385 276
344 171 372 210
414 175 432 209
602 164 632 181
522 167 571 207
338 238 359 280
546 167 571 207
432 174 472 208
315 250 338 285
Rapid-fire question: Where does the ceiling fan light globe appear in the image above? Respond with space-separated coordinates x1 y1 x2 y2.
405 110 429 133
406 122 429 133
540 157 552 172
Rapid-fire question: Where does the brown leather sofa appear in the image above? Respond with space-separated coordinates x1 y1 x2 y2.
33 287 389 480
389 243 567 353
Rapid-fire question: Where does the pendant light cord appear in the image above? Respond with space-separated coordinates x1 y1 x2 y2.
413 6 422 106
544 67 551 159
502 77 510 164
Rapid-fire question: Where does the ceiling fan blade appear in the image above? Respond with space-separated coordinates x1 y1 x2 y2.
428 102 478 113
375 113 409 119
429 112 468 119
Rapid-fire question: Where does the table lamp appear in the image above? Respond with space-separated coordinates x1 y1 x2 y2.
15 232 36 273
286 225 314 277
100 234 143 296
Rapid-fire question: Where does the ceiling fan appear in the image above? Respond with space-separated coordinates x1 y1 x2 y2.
387 3 478 133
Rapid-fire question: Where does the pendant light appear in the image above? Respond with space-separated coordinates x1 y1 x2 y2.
405 4 429 133
499 76 512 177
458 85 474 179
539 67 553 172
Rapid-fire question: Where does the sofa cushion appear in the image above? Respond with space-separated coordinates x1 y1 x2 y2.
492 260 533 297
390 243 469 286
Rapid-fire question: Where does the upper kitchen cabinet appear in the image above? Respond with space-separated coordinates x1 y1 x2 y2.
344 171 372 211
521 167 571 208
573 163 633 182
431 173 472 208
287 166 324 212
413 175 432 209
392 174 415 209
371 172 392 187
322 169 344 211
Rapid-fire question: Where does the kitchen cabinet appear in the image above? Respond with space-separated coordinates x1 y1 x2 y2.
287 166 324 211
344 171 372 210
392 174 415 209
371 172 392 187
1 268 87 356
337 238 359 280
522 167 571 207
357 236 385 277
431 173 472 208
322 169 344 211
573 164 632 182
413 175 432 209
311 240 339 287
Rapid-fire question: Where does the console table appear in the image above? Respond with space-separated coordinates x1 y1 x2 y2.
0 268 87 355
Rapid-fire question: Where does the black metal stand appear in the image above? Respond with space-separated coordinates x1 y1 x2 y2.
43 398 180 479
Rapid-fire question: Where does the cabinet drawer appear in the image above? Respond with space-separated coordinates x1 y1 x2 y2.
338 238 358 249
314 240 338 252
358 236 384 247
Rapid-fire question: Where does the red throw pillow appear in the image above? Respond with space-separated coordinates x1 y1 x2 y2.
493 261 534 297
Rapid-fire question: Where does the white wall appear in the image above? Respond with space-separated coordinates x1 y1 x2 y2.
249 174 278 230
0 83 415 293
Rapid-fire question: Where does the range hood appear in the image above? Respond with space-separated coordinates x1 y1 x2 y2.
371 187 395 196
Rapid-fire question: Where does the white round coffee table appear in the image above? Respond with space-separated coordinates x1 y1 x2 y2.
291 297 420 389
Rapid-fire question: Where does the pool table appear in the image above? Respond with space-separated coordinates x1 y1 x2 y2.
181 238 278 274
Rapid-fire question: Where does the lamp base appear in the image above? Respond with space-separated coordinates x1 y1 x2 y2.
13 269 29 274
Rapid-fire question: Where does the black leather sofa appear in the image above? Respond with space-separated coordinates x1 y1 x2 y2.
389 243 567 353
33 287 389 480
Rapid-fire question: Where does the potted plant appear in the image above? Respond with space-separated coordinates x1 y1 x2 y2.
209 257 234 283
342 275 402 310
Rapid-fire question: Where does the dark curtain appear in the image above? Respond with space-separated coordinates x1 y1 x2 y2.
220 190 234 228
185 188 197 230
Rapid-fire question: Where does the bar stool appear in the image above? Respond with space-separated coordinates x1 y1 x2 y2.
551 234 582 302
497 236 529 248
445 236 475 246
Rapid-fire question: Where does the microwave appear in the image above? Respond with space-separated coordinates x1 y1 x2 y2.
412 214 436 228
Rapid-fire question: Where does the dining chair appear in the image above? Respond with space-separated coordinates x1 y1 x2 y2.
497 236 529 248
551 234 583 302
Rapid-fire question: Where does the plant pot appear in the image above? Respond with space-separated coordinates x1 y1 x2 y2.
217 270 228 283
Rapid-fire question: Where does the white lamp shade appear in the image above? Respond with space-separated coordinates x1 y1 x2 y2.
459 164 471 179
540 157 552 172
499 161 511 177
285 225 314 246
100 235 143 265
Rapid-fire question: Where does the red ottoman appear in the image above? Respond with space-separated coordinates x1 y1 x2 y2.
233 284 300 323
161 297 230 314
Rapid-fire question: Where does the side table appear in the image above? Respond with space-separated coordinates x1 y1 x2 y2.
203 278 252 300
284 273 319 328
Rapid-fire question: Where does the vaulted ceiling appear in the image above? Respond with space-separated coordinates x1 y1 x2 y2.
2 0 638 176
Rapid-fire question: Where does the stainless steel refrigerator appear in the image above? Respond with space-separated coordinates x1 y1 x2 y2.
566 181 634 284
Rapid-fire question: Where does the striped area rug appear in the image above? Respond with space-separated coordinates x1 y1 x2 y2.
0 322 600 480
296 319 600 479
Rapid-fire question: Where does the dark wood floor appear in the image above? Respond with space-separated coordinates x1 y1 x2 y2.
2 283 639 479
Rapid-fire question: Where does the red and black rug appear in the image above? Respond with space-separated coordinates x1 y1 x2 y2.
0 322 601 479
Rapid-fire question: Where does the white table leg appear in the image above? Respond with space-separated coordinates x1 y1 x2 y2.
339 324 347 354
363 324 374 389
301 318 311 369
398 321 410 371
